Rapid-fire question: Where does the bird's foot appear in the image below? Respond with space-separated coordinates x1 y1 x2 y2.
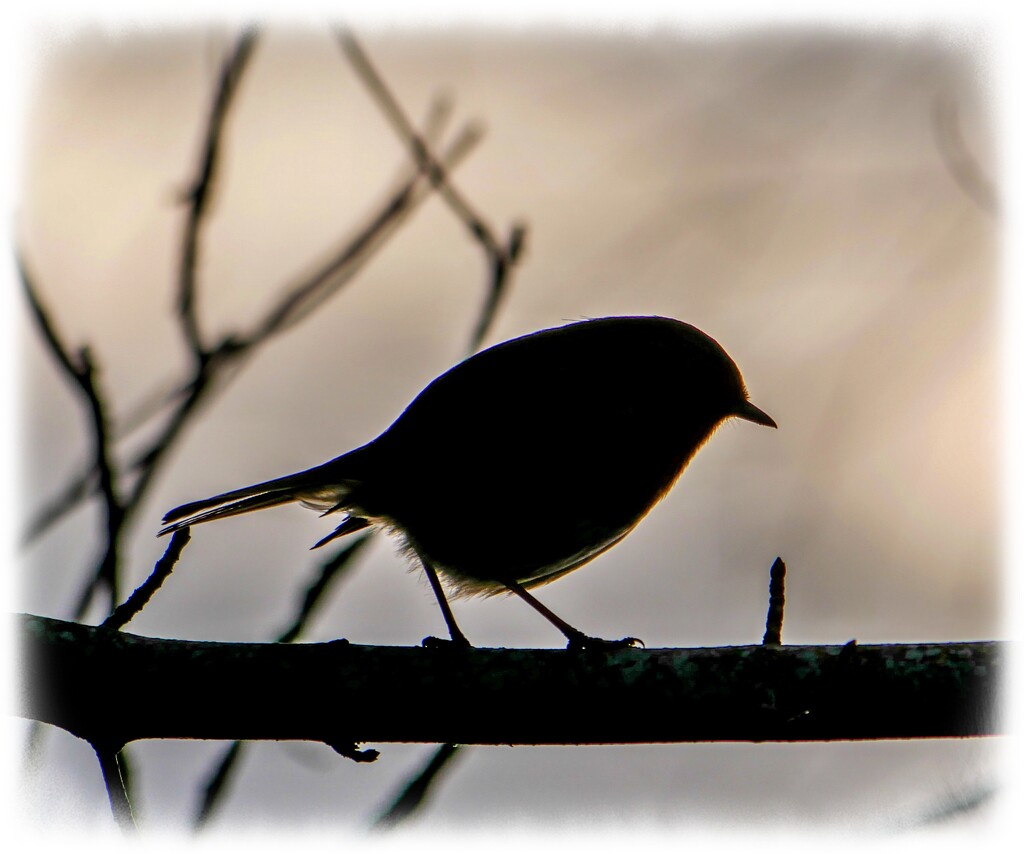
422 634 472 650
565 634 644 652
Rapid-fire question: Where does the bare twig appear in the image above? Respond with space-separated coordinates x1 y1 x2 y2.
187 91 486 822
468 221 527 354
178 27 260 360
18 253 87 381
240 117 484 344
92 742 136 832
193 740 244 829
337 29 527 352
277 533 372 643
101 529 193 631
75 348 127 609
22 30 524 830
19 257 127 612
22 103 484 547
22 379 185 545
933 95 998 217
762 556 787 646
373 743 462 830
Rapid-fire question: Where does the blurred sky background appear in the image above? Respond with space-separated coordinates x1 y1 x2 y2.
8 9 1011 846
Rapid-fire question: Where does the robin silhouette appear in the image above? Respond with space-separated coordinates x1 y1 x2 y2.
160 316 776 649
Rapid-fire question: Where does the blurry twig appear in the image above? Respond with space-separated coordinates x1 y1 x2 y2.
21 378 185 545
191 74 512 826
372 743 462 830
93 743 136 833
22 26 524 831
22 98 484 547
337 29 527 353
277 534 372 643
20 254 135 806
178 26 259 360
193 533 372 829
933 96 998 217
19 258 127 611
193 740 244 830
239 118 485 344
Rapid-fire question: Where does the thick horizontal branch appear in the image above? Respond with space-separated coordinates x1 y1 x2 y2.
18 614 1001 749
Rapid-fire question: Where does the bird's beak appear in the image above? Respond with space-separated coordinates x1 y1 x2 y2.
734 400 777 429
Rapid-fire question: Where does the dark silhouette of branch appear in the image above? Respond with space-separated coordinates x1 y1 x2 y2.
21 31 491 579
337 29 527 353
76 347 127 610
19 258 127 612
21 99 485 547
92 742 136 833
193 740 243 830
277 534 372 644
101 529 193 632
238 117 484 346
178 27 259 360
20 614 1001 746
20 26 525 830
20 378 185 545
187 92 494 830
372 743 462 830
762 556 786 646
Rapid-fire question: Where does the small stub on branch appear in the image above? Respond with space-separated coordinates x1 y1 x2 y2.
762 556 787 646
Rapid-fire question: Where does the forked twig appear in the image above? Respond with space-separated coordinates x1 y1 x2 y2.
19 257 127 611
178 27 259 360
337 29 527 353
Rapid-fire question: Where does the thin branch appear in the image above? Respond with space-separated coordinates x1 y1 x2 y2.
21 105 484 547
19 258 127 612
118 99 485 518
373 743 462 830
18 253 85 381
194 740 243 830
92 742 136 832
337 29 527 352
75 347 127 609
20 614 1002 746
467 222 526 354
239 117 484 345
933 95 998 217
338 31 500 252
178 27 260 360
20 29 525 832
277 533 372 644
21 378 186 545
101 529 192 631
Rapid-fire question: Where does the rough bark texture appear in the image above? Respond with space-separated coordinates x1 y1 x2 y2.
18 614 1000 750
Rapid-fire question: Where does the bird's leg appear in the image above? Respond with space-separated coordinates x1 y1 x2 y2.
420 557 471 648
504 581 642 651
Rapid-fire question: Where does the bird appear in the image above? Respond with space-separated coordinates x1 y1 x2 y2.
160 315 776 649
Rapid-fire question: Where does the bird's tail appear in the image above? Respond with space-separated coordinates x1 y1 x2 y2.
158 451 368 537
